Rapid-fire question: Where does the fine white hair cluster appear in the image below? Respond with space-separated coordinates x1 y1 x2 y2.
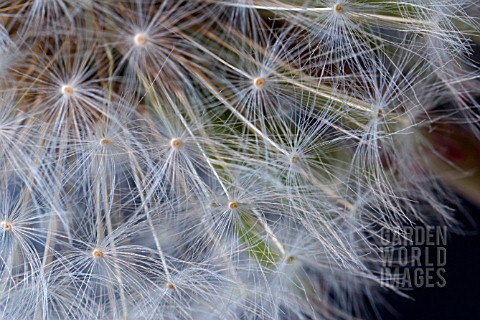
0 1 479 319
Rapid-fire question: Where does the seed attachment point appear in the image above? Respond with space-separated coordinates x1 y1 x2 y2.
166 282 175 290
228 201 239 210
99 138 111 146
170 138 182 149
285 255 295 264
134 33 147 46
253 77 265 89
1 221 12 231
334 3 344 13
61 85 74 96
92 248 104 259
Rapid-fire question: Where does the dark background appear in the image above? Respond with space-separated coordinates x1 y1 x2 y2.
382 197 480 320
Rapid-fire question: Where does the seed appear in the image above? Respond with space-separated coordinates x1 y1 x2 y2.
170 138 182 149
166 282 175 290
92 248 104 259
286 255 295 264
334 3 343 13
290 155 299 164
134 33 147 46
253 77 265 89
0 221 12 231
228 201 239 210
99 138 111 146
61 85 74 96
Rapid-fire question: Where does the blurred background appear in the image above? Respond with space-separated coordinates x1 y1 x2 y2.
386 196 480 320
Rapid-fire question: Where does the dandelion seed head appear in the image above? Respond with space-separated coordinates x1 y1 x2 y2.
1 1 476 319
92 248 104 259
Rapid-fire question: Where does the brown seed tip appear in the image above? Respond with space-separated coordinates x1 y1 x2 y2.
253 77 265 89
290 155 299 164
99 138 111 146
334 3 343 13
170 138 182 149
92 248 104 259
134 33 147 46
1 221 12 231
286 255 295 264
166 282 175 290
61 85 74 96
228 201 239 210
